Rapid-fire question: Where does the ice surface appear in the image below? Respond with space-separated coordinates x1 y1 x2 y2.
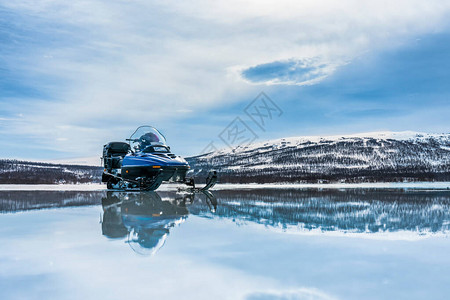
1 181 449 191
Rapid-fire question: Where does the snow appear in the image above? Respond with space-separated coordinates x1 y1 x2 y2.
38 156 101 166
0 181 449 191
188 130 450 183
0 184 105 191
204 130 450 157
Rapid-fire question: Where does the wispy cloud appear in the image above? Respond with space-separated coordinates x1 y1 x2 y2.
1 0 450 159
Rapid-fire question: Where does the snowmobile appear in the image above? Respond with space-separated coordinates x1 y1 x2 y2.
101 126 217 191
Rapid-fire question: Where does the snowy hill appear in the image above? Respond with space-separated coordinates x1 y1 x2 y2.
0 160 102 184
186 131 450 183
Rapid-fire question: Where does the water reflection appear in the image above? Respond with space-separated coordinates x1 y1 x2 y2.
1 188 449 300
205 189 450 236
0 190 102 212
1 189 449 240
101 191 195 255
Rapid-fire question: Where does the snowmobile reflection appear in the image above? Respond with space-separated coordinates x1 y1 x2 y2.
100 191 216 255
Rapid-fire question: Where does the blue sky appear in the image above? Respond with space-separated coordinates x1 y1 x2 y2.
1 1 450 164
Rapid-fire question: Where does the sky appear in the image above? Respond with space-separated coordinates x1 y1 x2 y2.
1 0 450 164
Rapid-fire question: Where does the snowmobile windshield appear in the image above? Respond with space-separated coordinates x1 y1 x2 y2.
128 126 167 152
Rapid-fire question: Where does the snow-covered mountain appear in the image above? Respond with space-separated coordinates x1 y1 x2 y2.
186 131 450 183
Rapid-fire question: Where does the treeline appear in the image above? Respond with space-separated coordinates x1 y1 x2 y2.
193 167 450 184
187 136 450 183
0 159 102 184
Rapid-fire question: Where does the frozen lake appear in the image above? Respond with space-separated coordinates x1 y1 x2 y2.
1 188 449 300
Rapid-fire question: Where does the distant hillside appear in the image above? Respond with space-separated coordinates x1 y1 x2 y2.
0 159 102 184
3 131 450 184
186 131 450 183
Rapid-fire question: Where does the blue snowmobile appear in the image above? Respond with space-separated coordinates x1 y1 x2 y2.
101 126 217 191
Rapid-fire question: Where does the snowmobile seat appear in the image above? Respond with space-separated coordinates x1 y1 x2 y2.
104 142 130 157
103 142 130 170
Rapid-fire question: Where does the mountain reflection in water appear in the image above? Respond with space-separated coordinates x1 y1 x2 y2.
1 189 449 248
143 189 449 239
203 189 450 236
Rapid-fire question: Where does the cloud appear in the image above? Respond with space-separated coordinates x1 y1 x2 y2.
1 0 450 158
241 58 343 85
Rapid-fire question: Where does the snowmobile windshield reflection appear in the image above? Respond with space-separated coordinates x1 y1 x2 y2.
128 126 167 152
101 191 194 256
